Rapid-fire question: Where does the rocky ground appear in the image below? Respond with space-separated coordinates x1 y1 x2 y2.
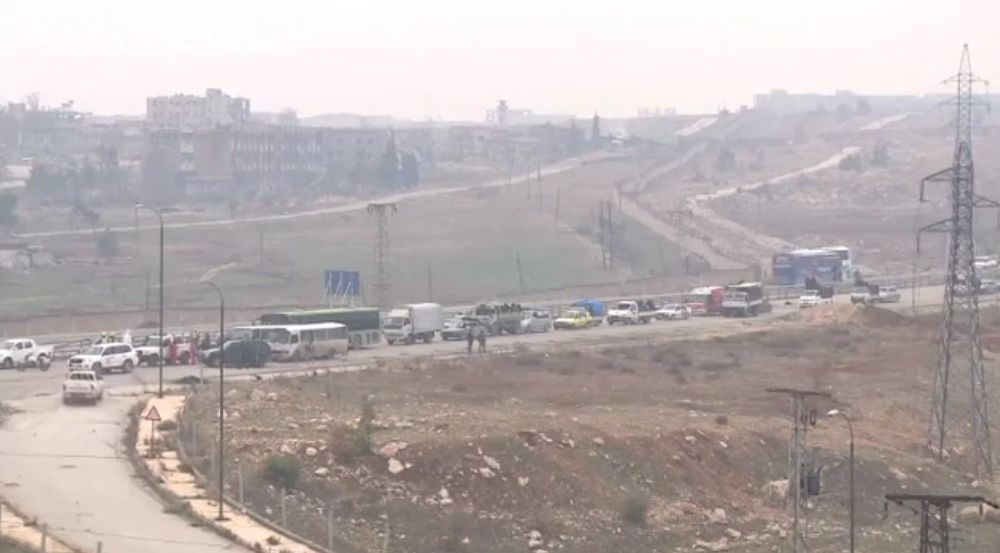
182 305 1000 553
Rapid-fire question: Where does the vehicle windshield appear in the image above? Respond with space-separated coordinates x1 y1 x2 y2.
69 372 94 381
258 329 291 344
143 336 164 346
0 340 16 349
615 302 632 310
82 346 103 355
384 317 406 329
686 294 709 303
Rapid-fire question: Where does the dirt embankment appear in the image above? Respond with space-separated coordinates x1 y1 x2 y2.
182 307 1000 553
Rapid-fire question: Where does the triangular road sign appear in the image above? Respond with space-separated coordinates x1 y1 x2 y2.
144 405 162 422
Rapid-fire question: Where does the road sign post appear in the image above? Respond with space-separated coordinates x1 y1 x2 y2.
145 405 162 458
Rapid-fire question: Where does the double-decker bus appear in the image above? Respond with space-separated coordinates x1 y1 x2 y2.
260 307 381 349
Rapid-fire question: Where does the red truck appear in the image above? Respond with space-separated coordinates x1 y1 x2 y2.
684 286 724 316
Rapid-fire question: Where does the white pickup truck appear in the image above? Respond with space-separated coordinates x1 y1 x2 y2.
0 338 54 370
607 300 658 325
62 370 104 404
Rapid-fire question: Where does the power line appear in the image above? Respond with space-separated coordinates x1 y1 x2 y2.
919 45 999 479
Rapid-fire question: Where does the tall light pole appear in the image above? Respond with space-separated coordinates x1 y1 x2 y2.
827 409 855 553
136 203 165 398
204 280 226 522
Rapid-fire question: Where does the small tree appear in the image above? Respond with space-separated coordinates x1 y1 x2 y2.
400 152 420 188
377 134 400 188
259 454 301 489
96 227 119 260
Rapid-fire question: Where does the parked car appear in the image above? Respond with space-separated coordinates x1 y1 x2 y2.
520 311 553 333
554 309 594 330
975 256 999 270
200 340 271 369
62 370 104 404
68 343 138 374
656 303 692 320
798 290 833 309
0 338 53 370
870 285 901 304
441 317 477 341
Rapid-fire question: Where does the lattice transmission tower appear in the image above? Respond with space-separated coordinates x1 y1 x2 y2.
919 45 999 478
367 202 397 308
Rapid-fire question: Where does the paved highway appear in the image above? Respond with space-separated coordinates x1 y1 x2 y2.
0 286 954 553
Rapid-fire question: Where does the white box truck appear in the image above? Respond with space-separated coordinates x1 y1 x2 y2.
383 303 444 345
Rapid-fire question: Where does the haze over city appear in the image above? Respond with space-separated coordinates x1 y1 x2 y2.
3 0 1000 119
7 2 1000 553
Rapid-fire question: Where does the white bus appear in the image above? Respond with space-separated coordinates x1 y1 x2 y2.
231 323 348 362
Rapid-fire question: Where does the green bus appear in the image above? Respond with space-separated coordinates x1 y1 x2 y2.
260 307 381 349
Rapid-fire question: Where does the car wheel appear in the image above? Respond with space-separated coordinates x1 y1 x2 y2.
2 358 12 370
146 355 159 367
123 360 134 373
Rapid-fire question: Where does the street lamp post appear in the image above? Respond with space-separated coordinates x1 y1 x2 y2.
204 280 226 521
827 409 855 553
136 204 165 398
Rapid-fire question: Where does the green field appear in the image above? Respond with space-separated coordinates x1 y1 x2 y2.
2 155 686 320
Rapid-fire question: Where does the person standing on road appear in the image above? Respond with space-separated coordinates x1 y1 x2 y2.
477 326 487 354
466 326 474 354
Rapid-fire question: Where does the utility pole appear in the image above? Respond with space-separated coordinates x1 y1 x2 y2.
367 202 397 309
554 184 561 222
886 494 999 553
605 201 614 270
919 45 999 479
515 252 525 293
427 261 433 301
766 387 831 553
599 203 608 269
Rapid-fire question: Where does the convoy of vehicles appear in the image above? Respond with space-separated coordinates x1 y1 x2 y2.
974 256 999 270
230 323 348 361
684 286 724 316
607 300 658 325
520 311 554 333
62 370 103 404
68 343 138 374
0 338 53 370
260 308 382 349
721 282 770 317
383 303 444 345
554 308 596 330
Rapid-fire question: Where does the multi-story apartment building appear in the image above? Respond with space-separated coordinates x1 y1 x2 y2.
146 88 250 131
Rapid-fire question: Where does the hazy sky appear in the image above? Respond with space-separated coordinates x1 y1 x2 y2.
2 0 998 120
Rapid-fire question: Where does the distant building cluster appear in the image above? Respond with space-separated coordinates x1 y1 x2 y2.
0 90 588 202
753 89 939 115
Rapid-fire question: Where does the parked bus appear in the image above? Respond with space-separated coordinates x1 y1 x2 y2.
231 323 348 361
259 308 381 349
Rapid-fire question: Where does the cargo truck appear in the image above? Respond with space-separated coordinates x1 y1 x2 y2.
721 282 770 317
383 303 444 345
